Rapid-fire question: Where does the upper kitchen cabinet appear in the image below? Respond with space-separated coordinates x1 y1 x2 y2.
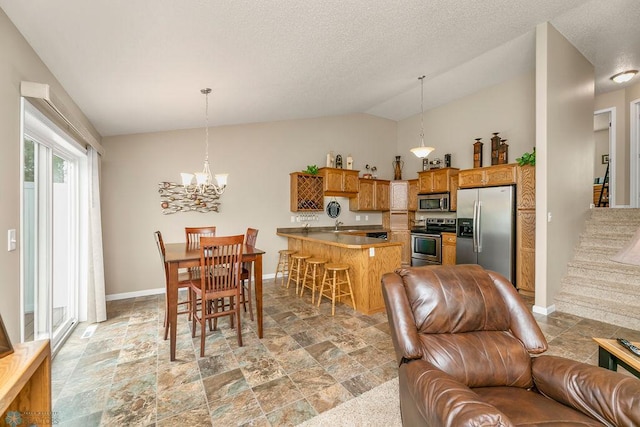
418 168 459 194
350 179 390 211
319 167 359 197
408 179 418 211
290 172 323 211
389 181 408 211
458 164 516 188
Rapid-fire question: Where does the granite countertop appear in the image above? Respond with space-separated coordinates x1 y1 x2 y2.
276 229 400 249
277 225 388 234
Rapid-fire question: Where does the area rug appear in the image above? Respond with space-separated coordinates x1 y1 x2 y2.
298 377 401 426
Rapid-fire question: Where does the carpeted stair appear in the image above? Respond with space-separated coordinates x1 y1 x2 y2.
554 208 640 330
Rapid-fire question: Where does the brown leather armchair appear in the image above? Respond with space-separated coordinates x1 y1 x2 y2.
382 264 640 426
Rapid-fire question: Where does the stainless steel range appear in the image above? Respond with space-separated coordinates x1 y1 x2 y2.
411 218 456 266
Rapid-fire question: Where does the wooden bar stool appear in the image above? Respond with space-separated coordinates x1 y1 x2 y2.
274 249 296 286
300 258 326 303
317 263 356 315
287 253 311 294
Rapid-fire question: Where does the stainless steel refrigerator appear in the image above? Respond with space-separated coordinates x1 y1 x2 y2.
456 186 515 283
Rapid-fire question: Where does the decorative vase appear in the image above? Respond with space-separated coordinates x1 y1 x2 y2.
393 155 404 180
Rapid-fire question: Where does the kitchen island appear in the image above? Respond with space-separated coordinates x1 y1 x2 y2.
276 230 402 315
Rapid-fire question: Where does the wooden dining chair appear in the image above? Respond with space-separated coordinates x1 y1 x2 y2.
240 228 259 321
190 235 244 356
185 226 216 245
184 226 216 279
154 230 192 340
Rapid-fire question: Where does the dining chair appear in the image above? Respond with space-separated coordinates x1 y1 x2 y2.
190 234 244 356
184 226 216 279
154 230 192 340
240 228 259 321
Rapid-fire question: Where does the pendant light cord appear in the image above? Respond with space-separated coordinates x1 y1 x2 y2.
419 75 425 146
202 88 211 162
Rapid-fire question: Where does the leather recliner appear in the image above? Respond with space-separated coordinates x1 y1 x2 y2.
381 264 640 426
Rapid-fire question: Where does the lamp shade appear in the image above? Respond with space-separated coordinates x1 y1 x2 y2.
611 227 640 266
181 173 194 187
410 146 435 158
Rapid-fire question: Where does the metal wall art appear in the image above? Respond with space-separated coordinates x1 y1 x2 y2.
158 182 221 214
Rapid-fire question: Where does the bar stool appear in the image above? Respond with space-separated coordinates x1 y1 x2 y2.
287 253 311 294
300 258 326 303
317 263 356 316
274 249 296 286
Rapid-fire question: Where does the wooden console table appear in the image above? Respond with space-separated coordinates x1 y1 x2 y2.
592 337 640 378
0 340 52 424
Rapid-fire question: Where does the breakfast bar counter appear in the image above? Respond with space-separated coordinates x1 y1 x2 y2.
276 230 402 315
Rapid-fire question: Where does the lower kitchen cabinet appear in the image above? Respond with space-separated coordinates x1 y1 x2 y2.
390 230 411 267
441 232 456 266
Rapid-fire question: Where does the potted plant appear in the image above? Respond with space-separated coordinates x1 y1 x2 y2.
516 148 535 166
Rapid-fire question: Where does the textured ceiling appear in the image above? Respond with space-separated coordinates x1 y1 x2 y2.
1 0 639 137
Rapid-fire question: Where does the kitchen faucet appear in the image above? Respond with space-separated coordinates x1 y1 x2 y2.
334 220 343 230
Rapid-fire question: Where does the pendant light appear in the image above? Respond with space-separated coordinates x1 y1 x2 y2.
410 76 435 159
181 88 228 195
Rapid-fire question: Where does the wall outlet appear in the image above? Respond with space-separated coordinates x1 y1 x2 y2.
7 229 16 251
369 247 375 257
365 215 369 221
355 215 361 221
291 216 295 223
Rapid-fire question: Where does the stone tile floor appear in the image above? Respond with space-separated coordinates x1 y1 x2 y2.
51 279 640 426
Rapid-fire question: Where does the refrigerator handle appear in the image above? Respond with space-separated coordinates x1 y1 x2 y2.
472 200 478 253
476 201 482 252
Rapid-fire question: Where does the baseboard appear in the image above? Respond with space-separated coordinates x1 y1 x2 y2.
532 304 556 316
105 274 276 301
106 287 165 301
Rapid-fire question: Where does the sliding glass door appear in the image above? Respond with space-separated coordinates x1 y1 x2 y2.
22 101 86 353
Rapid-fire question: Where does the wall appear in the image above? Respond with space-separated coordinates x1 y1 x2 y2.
397 71 535 173
535 23 594 309
100 114 397 296
0 9 99 342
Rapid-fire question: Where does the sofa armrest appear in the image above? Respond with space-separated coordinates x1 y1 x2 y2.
402 359 513 427
381 272 424 363
532 355 640 426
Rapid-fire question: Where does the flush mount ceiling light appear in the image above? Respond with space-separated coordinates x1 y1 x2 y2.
181 88 228 195
610 70 638 84
410 76 435 159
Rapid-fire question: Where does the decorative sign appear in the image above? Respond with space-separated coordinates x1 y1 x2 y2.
158 182 221 214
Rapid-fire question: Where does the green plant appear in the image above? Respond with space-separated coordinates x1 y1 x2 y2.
516 147 536 166
303 165 319 175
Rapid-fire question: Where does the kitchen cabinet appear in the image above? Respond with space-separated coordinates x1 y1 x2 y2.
449 175 459 211
516 164 535 296
390 181 408 211
0 340 51 424
319 167 359 197
290 172 323 211
408 179 418 211
418 168 459 193
441 232 457 266
458 164 516 188
350 179 390 211
390 230 411 267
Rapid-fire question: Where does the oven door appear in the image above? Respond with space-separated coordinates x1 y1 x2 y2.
411 233 442 265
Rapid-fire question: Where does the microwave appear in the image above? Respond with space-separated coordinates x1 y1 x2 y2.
417 193 450 212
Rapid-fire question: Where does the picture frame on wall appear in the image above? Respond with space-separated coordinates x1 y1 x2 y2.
602 154 609 164
0 314 14 359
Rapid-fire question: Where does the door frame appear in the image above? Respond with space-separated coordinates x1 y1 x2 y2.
594 107 616 206
630 99 640 208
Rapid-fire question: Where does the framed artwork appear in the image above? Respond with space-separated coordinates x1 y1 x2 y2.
602 154 609 164
0 314 13 359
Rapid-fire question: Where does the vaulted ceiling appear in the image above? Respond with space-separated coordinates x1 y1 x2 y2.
1 0 639 137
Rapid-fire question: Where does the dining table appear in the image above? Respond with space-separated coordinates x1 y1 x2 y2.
164 242 266 361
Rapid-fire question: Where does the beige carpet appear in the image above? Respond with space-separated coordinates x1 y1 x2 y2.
298 377 401 426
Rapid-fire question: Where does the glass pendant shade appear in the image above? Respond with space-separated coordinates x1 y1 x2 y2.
410 145 434 158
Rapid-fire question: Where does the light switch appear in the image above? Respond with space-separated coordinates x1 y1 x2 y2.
7 229 16 251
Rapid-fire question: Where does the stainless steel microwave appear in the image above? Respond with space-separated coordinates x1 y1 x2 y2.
417 193 450 212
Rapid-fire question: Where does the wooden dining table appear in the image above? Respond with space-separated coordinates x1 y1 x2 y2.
164 242 266 361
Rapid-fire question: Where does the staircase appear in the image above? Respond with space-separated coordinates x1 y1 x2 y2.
554 208 640 330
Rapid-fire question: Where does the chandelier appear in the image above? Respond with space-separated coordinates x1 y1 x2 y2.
181 88 228 195
410 76 435 159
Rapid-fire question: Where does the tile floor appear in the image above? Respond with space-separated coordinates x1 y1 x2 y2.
51 279 640 426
